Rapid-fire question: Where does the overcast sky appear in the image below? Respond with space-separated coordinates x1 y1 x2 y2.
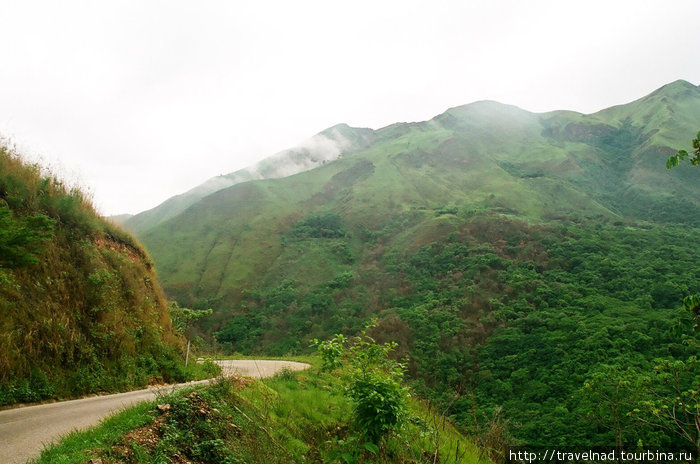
0 0 698 216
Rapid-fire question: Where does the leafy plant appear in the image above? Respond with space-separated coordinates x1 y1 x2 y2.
169 302 213 366
682 294 699 332
315 322 409 449
293 213 346 238
633 357 699 455
311 333 346 372
169 302 213 335
667 130 700 168
0 206 54 268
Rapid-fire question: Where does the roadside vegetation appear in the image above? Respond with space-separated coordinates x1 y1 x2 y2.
34 349 487 464
210 213 699 450
0 144 216 406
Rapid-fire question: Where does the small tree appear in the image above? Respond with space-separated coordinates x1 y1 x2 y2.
682 295 699 333
169 302 212 366
346 328 408 445
576 365 646 449
311 333 346 372
312 321 409 449
651 132 700 454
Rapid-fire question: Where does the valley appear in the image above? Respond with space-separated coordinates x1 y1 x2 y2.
1 80 698 461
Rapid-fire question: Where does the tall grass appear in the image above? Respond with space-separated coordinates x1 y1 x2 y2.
0 142 205 405
34 365 488 464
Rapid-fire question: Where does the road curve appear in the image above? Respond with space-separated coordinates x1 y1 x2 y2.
0 360 309 464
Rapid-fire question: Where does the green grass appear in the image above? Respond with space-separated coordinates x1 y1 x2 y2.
32 401 156 464
34 365 488 464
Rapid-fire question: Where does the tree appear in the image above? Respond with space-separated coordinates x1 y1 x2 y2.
633 357 699 455
169 302 212 366
312 321 409 449
644 131 700 454
683 295 699 333
576 365 646 450
666 130 700 168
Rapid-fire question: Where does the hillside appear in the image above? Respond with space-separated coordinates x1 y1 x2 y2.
123 123 375 234
136 81 700 448
141 80 699 306
35 361 486 464
0 145 207 406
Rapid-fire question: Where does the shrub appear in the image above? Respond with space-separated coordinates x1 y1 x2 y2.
311 333 346 372
313 322 409 446
347 370 406 443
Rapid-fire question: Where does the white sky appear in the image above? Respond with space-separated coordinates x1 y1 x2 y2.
0 0 698 216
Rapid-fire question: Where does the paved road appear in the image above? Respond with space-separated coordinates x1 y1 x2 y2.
0 360 309 464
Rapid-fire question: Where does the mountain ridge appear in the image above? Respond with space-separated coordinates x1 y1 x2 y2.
122 123 376 234
129 81 699 447
136 79 699 310
122 80 698 237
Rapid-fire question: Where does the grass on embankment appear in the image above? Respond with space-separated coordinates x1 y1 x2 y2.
0 143 213 407
33 364 488 464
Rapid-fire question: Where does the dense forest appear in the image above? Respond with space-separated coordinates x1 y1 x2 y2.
211 211 699 450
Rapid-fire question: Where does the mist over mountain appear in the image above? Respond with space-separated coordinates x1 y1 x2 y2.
137 80 699 300
122 124 375 234
128 80 699 235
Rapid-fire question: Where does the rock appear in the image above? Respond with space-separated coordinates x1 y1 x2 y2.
156 403 171 412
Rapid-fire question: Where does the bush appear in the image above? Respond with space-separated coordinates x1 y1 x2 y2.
0 368 56 405
311 333 346 372
313 322 409 446
292 213 346 238
347 370 406 443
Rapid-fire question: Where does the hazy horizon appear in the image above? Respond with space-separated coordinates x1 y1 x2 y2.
1 0 698 216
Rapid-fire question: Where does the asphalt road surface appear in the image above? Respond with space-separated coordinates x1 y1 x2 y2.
0 360 310 464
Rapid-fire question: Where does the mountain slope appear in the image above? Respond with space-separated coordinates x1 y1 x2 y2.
140 81 699 311
123 124 375 234
136 81 699 446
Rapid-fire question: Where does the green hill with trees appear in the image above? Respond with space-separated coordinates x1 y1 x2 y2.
134 81 699 450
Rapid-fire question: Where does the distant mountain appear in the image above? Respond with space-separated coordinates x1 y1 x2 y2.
106 213 133 227
123 124 375 234
134 80 699 447
138 80 699 312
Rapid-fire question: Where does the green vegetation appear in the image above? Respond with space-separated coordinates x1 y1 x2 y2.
315 324 409 446
122 124 376 235
667 130 700 168
0 145 214 406
0 205 54 267
127 81 700 449
169 302 213 366
293 213 346 239
34 363 486 464
197 216 700 451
